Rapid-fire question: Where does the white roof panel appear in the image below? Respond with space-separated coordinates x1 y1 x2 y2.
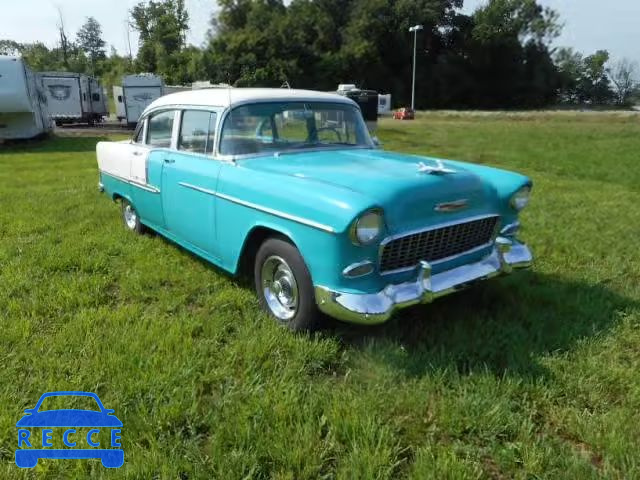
145 88 356 114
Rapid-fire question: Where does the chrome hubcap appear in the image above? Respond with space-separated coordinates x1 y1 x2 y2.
124 204 137 230
261 256 298 320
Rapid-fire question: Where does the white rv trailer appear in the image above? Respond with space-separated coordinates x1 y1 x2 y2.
378 94 392 115
191 81 231 90
40 72 107 125
0 56 53 140
164 85 191 95
113 74 164 127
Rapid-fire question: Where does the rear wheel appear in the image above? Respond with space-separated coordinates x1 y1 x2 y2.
254 237 320 331
121 199 145 234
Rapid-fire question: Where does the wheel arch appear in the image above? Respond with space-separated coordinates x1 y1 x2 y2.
111 191 133 204
236 225 298 278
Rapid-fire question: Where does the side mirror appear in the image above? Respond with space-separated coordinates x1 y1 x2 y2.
24 408 35 414
372 136 382 148
104 409 115 415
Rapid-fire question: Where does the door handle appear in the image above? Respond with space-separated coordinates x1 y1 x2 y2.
164 158 175 164
133 151 143 156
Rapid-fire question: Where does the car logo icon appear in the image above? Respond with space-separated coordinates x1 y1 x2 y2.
15 391 123 468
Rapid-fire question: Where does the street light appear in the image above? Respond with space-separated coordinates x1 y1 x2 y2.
408 24 423 111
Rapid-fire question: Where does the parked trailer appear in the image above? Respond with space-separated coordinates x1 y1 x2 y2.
40 72 107 125
378 94 392 115
335 84 379 132
0 56 53 140
164 85 191 95
114 74 164 127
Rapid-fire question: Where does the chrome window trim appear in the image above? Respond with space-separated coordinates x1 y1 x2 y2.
144 108 179 148
178 182 335 234
378 213 501 276
175 108 221 158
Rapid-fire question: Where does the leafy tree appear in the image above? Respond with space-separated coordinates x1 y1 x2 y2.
609 59 638 106
0 40 21 56
131 0 190 83
579 50 613 104
77 17 106 74
204 0 563 109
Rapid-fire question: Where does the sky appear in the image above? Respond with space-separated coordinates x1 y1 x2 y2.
2 0 639 65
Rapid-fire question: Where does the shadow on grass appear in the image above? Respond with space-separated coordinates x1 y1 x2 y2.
327 271 635 378
136 230 631 379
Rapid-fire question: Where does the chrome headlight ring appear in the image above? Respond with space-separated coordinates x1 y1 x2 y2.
349 209 384 245
510 185 531 211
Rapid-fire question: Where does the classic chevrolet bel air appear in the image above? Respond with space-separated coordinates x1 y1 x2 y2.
96 88 533 330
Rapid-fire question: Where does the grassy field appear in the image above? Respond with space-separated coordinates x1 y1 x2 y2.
1 113 639 479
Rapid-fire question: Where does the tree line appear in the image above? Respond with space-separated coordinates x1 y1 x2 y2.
1 0 638 109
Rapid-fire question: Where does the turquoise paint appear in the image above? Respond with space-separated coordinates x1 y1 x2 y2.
100 147 530 297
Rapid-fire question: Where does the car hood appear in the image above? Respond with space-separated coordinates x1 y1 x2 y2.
16 410 123 427
241 149 501 233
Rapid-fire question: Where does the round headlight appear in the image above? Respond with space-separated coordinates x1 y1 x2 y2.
352 210 383 245
511 186 531 211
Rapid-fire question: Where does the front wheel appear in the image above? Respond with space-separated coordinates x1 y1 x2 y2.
254 237 320 331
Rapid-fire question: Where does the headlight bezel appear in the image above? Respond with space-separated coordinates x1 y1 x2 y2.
510 185 532 211
349 208 384 246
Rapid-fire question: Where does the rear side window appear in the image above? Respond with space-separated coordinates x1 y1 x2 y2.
178 110 217 155
147 110 175 148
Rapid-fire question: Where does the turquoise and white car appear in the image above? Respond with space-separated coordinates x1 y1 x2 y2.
97 88 532 330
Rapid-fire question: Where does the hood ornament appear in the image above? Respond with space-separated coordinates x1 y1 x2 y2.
418 159 456 175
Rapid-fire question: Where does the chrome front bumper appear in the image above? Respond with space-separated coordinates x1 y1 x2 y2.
315 237 532 324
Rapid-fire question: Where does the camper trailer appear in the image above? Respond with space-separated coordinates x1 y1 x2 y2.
191 81 231 90
114 74 164 127
41 72 107 125
378 94 392 115
164 85 191 95
0 56 53 140
336 84 379 132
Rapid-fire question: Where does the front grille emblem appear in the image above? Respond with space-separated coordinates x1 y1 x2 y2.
434 199 469 213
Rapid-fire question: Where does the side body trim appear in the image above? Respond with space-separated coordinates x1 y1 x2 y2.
178 181 335 233
101 171 160 194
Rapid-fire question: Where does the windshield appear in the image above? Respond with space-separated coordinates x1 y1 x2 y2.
219 101 373 156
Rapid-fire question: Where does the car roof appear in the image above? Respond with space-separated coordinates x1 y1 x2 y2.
145 88 357 113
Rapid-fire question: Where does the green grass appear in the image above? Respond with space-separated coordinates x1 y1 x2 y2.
1 112 640 479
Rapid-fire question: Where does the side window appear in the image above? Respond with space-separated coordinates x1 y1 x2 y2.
178 110 217 155
117 95 123 103
147 110 176 148
92 93 100 102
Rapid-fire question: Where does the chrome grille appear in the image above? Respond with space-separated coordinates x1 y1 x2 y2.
380 216 499 273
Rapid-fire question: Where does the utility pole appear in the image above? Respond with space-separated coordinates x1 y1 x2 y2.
409 25 423 110
125 18 133 66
